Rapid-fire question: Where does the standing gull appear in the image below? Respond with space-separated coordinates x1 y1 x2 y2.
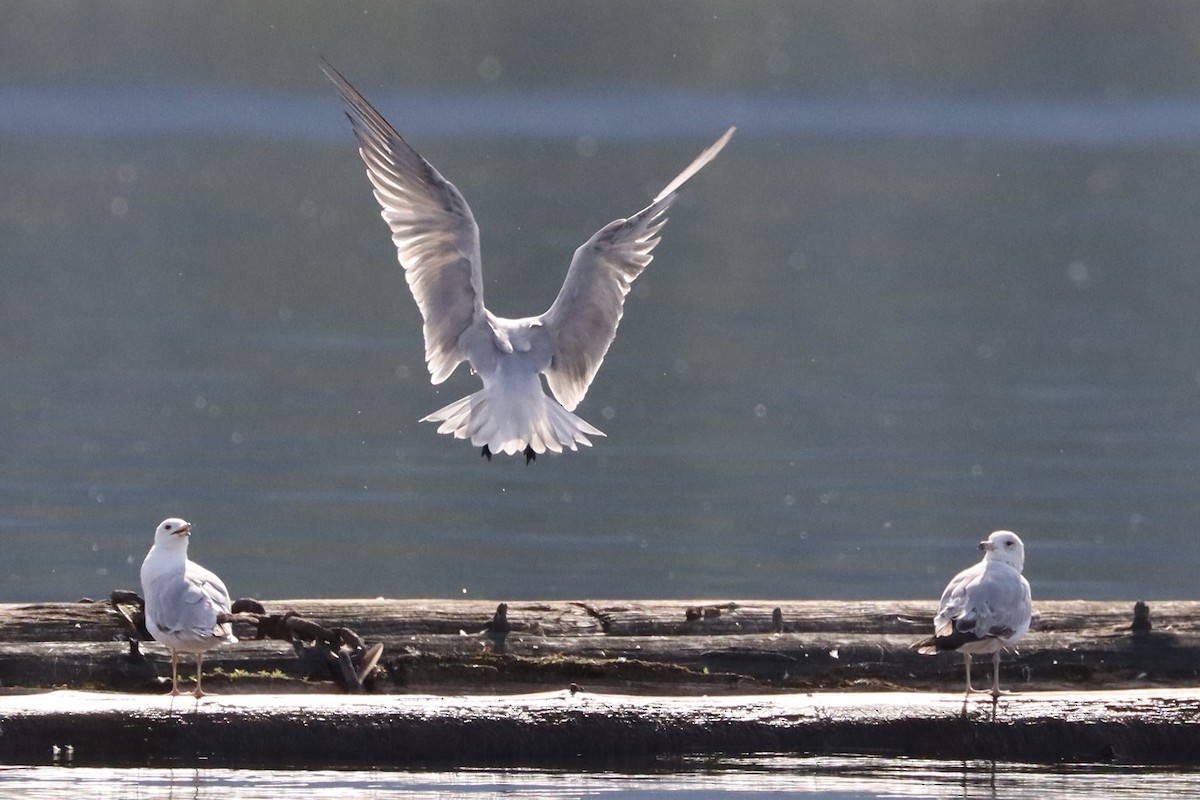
912 530 1033 698
323 61 734 463
140 518 237 697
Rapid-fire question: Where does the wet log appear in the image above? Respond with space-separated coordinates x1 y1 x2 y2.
3 688 1199 768
0 598 1195 694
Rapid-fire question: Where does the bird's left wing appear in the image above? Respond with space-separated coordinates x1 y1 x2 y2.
933 563 979 637
323 61 485 384
539 128 734 412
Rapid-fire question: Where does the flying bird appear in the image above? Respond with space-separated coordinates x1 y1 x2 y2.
912 530 1033 698
140 518 237 697
323 62 733 463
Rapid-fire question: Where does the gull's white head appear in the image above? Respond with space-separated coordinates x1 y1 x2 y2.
153 517 192 548
979 529 1025 572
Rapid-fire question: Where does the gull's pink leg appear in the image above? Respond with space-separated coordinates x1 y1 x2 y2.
962 652 978 696
193 653 206 698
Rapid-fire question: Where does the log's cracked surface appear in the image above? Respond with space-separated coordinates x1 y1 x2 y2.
3 689 1200 768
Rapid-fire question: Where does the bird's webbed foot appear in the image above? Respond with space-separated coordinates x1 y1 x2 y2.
524 445 536 465
481 445 492 461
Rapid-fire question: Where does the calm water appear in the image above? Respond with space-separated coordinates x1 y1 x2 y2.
6 758 1200 800
4 3 1200 607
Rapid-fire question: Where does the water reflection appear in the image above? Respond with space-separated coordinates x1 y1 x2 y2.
5 758 1199 799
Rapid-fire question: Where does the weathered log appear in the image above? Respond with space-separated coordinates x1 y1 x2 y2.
4 599 1199 768
4 597 1188 640
9 597 1189 641
0 599 1195 694
3 688 1199 768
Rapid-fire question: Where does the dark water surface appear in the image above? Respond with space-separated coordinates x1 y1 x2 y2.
5 758 1200 799
4 3 1200 605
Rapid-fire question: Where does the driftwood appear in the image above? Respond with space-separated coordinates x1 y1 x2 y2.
2 597 1200 767
3 688 1200 768
0 597 1195 695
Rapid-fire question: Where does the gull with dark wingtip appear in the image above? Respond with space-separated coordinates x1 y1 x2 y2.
140 517 237 697
912 530 1033 698
323 61 733 463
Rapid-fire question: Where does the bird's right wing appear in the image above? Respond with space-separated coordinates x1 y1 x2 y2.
539 128 734 411
184 562 234 637
324 62 484 384
146 570 227 640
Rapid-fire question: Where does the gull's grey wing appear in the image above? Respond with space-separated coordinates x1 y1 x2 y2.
539 128 733 411
323 62 484 384
185 561 233 615
935 561 1030 641
933 562 980 637
146 563 232 640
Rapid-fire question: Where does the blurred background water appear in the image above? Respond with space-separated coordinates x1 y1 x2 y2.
3 1 1200 604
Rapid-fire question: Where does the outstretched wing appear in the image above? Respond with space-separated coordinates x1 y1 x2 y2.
323 61 484 384
539 128 734 411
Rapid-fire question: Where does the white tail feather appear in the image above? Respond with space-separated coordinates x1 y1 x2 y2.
421 389 605 456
